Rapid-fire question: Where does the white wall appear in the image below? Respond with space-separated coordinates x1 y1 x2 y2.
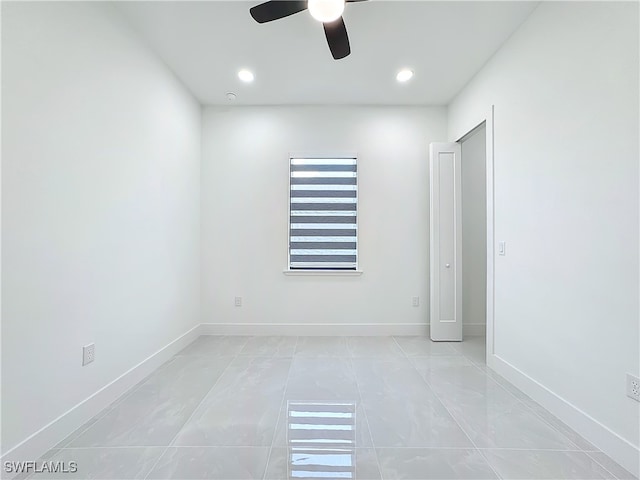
460 126 487 330
1 2 201 455
448 1 639 472
202 106 446 333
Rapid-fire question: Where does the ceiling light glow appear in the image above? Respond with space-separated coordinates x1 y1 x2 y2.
238 69 254 83
396 69 414 83
308 0 345 23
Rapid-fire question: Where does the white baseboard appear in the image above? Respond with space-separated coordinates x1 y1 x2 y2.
0 324 202 478
200 322 486 337
488 353 639 477
462 323 486 337
199 322 429 336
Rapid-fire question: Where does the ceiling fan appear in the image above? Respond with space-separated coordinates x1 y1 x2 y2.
249 0 367 60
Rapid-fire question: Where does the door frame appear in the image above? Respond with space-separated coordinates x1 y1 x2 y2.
454 106 495 365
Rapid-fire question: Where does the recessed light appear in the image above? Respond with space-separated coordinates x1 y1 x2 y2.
396 69 414 83
238 69 254 83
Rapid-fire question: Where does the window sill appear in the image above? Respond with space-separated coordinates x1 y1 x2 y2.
283 269 363 276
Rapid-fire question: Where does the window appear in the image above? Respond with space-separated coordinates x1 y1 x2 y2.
289 157 358 270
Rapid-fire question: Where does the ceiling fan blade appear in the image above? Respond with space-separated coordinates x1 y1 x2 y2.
250 1 308 23
323 16 350 60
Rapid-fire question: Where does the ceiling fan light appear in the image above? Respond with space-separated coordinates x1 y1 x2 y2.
308 0 345 23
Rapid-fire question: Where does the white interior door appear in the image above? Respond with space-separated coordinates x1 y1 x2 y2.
429 142 462 341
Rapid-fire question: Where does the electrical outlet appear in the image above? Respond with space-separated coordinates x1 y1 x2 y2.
627 373 640 402
412 296 420 307
82 343 95 366
234 296 242 307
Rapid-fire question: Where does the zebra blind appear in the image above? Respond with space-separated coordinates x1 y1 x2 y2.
289 157 357 270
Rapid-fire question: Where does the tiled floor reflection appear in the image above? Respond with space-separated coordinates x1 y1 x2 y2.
28 336 635 480
286 402 356 447
285 402 357 479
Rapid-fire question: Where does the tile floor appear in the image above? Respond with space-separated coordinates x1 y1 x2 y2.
25 336 636 479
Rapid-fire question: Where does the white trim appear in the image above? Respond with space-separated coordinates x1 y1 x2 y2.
289 152 358 160
488 353 640 477
453 105 495 362
0 324 202 475
283 269 363 276
200 323 483 337
486 107 495 360
200 322 427 336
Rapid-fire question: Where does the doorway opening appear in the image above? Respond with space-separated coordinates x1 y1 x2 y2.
429 107 495 364
458 123 488 362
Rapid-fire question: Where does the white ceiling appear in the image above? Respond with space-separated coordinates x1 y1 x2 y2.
115 1 538 105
